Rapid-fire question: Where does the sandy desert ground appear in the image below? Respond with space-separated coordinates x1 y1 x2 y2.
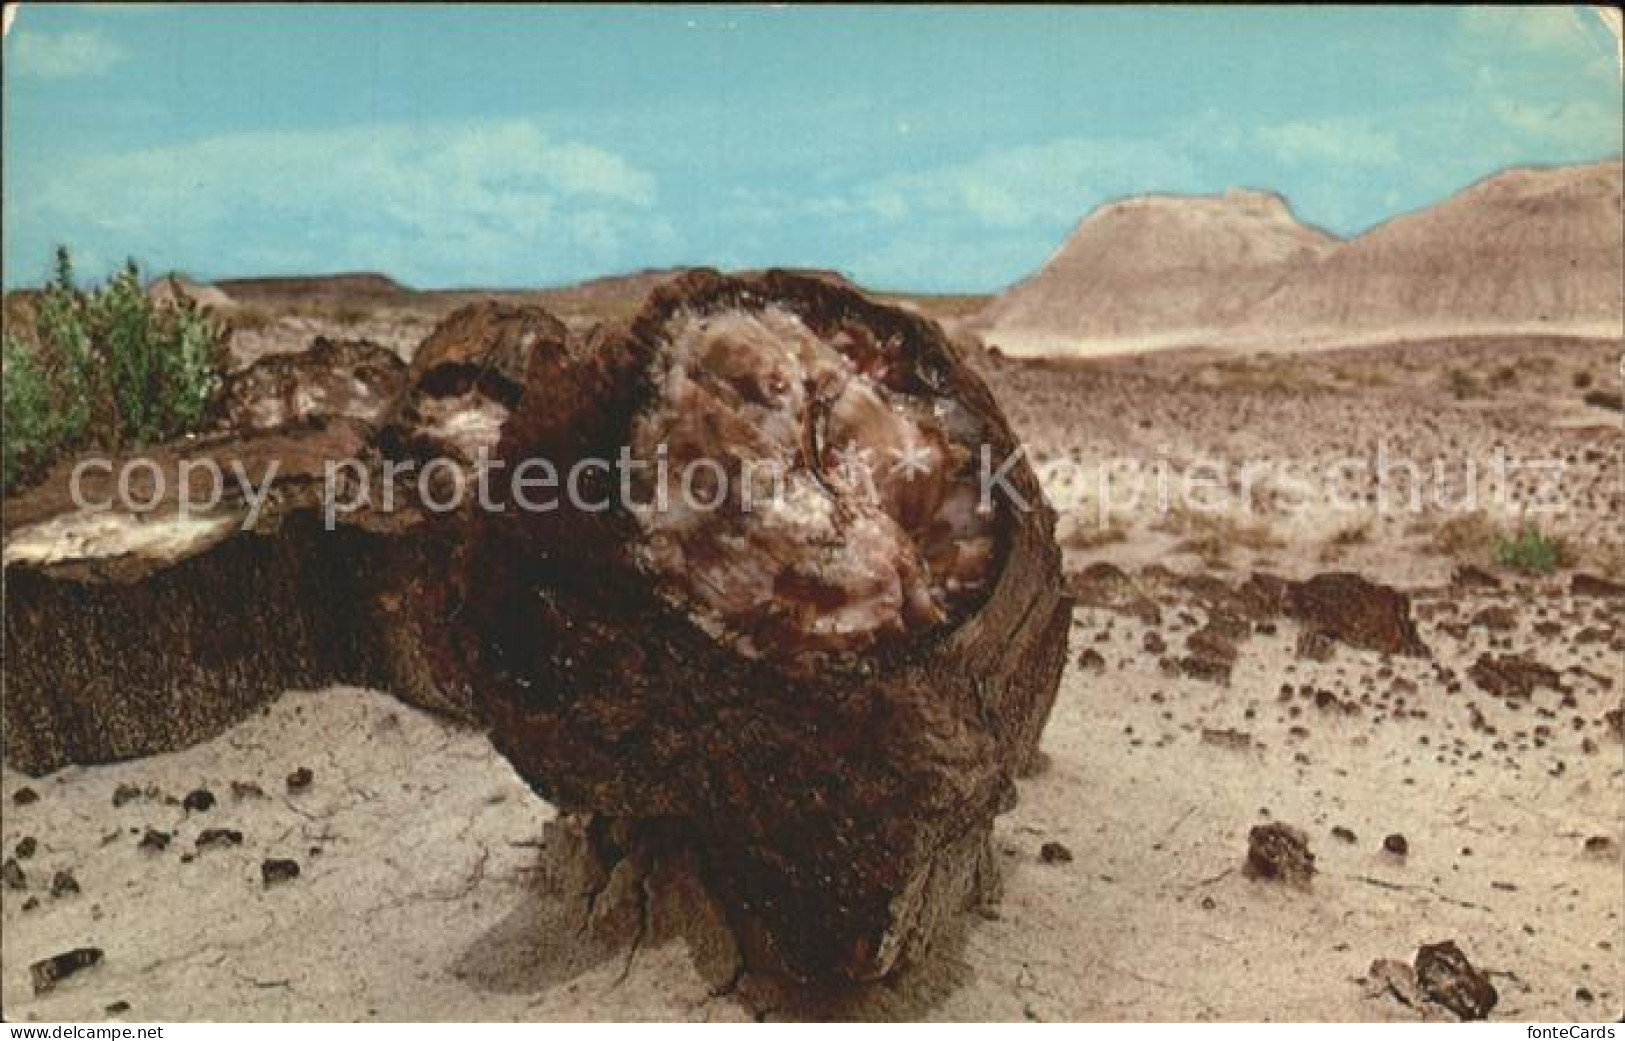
2 277 1622 1022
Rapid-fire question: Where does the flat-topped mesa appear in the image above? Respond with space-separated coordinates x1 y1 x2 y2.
465 270 1069 981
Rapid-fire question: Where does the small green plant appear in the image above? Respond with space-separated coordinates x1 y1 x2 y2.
2 247 229 494
1494 524 1566 575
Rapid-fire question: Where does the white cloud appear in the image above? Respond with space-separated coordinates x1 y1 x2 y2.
9 29 124 79
1487 95 1624 152
1255 119 1401 167
1453 6 1623 158
1460 6 1597 54
22 120 670 286
855 137 1202 229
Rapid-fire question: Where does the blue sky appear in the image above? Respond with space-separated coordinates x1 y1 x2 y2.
3 4 1620 292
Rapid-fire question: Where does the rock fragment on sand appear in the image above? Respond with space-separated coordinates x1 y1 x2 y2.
1283 572 1429 657
261 858 301 886
1039 841 1074 864
182 788 216 812
1469 652 1560 699
1414 940 1498 1020
30 947 104 995
197 829 244 851
50 869 80 897
1244 822 1315 886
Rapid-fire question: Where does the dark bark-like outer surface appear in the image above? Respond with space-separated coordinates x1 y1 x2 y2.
465 270 1069 981
1 343 483 774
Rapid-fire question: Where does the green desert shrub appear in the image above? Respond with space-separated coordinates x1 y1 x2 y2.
2 247 229 494
1494 524 1566 575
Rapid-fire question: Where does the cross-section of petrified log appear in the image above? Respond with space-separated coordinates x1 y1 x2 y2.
461 271 1069 980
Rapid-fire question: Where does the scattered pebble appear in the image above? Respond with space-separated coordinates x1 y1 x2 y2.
1039 841 1074 865
1245 822 1316 886
3 858 27 890
112 784 144 808
15 836 38 860
197 829 244 851
231 781 267 801
12 787 39 806
1415 940 1498 1021
183 789 217 812
261 858 301 886
286 767 315 792
138 829 171 853
50 869 80 897
1331 826 1357 844
1383 833 1409 857
30 947 104 996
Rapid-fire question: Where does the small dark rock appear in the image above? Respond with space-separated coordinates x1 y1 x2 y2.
1468 605 1517 632
3 857 26 890
1450 565 1501 590
22 896 40 911
13 786 39 806
1470 652 1560 700
1583 835 1616 856
105 1001 131 1015
1245 822 1316 886
1284 572 1429 657
112 783 143 808
1384 833 1409 857
1295 629 1336 662
1039 841 1074 865
1331 826 1357 844
30 947 104 995
138 828 171 853
1571 573 1625 598
286 767 315 792
197 829 244 851
1075 648 1106 673
1575 987 1594 1003
50 869 80 897
1414 940 1498 1020
261 858 301 886
182 789 216 812
231 781 267 801
15 836 38 860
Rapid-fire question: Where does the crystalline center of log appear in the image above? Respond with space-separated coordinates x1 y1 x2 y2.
629 306 996 663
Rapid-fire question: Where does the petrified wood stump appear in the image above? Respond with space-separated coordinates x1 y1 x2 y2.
1 271 1069 983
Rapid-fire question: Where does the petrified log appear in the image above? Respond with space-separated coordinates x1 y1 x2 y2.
1 271 1068 983
1 342 483 771
455 271 1068 979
